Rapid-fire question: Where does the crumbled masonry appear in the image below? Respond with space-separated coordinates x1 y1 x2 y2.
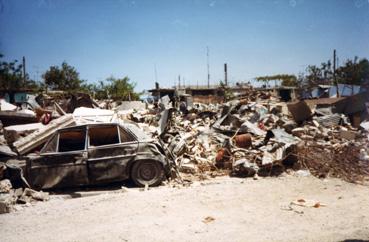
0 88 369 213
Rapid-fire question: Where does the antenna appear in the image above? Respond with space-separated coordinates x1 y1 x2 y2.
207 46 210 88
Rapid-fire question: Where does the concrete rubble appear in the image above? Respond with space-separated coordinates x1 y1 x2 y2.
0 177 49 214
0 88 368 213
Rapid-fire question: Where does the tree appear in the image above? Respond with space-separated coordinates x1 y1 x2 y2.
0 54 40 102
106 76 139 101
42 62 83 91
336 57 369 86
255 74 297 87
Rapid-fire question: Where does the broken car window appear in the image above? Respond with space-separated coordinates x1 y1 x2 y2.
89 125 119 147
119 127 136 143
58 129 86 152
41 134 58 153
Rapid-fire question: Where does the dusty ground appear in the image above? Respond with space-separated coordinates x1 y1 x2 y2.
1 174 369 242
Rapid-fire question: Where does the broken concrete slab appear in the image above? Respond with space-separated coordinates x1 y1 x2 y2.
22 188 49 201
4 123 44 144
158 108 175 136
0 110 38 127
116 101 146 111
13 114 76 155
0 99 17 111
159 95 171 110
0 144 17 157
360 121 369 131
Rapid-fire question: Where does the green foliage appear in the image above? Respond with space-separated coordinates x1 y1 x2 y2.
219 80 234 101
0 54 24 91
336 57 369 86
106 76 139 101
42 61 139 100
255 74 297 87
0 54 41 102
42 62 83 91
299 57 369 90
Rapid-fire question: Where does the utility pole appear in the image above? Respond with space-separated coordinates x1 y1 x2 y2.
224 63 228 86
154 64 158 84
178 75 181 89
22 56 26 87
207 46 210 88
333 49 339 97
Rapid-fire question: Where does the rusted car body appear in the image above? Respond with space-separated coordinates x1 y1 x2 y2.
25 123 171 189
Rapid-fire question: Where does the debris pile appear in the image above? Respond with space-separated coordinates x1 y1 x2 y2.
0 176 49 214
145 90 369 183
0 87 368 212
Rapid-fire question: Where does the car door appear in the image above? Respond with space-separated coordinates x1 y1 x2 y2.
87 124 138 184
28 126 89 190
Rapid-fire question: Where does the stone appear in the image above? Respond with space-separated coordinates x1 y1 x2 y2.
23 188 50 201
0 193 17 214
0 179 12 193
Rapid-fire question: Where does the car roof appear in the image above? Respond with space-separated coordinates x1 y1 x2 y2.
57 122 152 141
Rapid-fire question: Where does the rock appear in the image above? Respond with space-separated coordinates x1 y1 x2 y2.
0 179 12 193
14 188 24 197
360 149 369 161
0 193 17 214
312 120 320 127
295 170 311 177
22 188 50 201
180 163 198 174
17 194 31 204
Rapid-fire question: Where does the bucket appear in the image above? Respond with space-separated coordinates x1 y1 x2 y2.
234 134 252 148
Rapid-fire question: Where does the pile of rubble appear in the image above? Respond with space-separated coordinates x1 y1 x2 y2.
0 87 368 213
0 166 49 214
141 89 369 183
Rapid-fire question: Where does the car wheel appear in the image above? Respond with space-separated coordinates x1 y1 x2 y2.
131 160 164 187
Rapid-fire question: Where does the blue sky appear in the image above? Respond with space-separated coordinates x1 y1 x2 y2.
1 0 369 91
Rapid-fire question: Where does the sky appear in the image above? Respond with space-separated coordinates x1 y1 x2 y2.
1 0 369 92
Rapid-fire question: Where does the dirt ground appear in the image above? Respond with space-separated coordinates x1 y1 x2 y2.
1 174 369 242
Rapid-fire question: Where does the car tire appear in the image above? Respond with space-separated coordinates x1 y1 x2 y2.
131 160 164 187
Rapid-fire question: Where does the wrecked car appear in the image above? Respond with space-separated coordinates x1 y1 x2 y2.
25 123 171 189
